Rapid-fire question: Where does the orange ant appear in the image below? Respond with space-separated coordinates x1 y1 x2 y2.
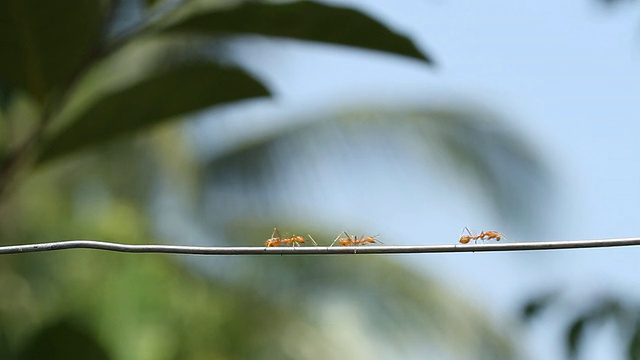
265 228 317 247
330 232 381 247
459 227 505 244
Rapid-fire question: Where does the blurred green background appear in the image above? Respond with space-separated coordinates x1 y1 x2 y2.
1 0 637 359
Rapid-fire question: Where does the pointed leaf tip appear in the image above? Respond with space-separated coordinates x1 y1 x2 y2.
160 1 433 64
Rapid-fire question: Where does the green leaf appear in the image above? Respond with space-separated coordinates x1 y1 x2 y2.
567 317 587 359
0 326 14 360
520 290 560 322
563 298 627 360
629 318 640 360
159 1 432 64
0 81 13 111
0 0 106 102
144 0 165 9
38 62 269 164
17 319 110 360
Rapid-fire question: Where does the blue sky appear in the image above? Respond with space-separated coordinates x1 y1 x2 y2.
188 1 640 358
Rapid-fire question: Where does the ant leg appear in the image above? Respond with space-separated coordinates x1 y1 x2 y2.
307 234 318 246
271 228 282 240
459 228 473 245
461 227 474 241
371 234 382 244
266 228 276 247
330 234 341 247
468 229 480 243
464 227 473 236
343 232 354 246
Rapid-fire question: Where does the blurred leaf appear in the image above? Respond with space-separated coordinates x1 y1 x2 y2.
520 290 560 322
159 1 432 64
598 0 635 4
629 318 640 360
563 298 624 360
0 0 106 102
410 106 548 223
596 298 625 320
0 326 14 360
17 319 110 360
567 316 587 359
203 103 548 224
0 81 13 111
144 0 165 9
38 62 269 164
522 291 639 360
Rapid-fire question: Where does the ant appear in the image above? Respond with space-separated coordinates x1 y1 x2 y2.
459 227 505 244
330 232 381 247
265 228 317 247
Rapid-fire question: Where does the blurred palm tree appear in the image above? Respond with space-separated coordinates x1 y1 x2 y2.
0 0 547 359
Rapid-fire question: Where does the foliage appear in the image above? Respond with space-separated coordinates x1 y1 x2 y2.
0 0 431 189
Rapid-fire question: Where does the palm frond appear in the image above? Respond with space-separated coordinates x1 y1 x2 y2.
202 101 549 226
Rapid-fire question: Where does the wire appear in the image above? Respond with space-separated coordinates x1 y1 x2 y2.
0 237 639 255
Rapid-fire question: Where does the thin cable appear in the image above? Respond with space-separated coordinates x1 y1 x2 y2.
0 237 639 255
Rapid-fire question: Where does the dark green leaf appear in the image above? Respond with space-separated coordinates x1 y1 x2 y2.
0 81 13 111
567 317 587 359
0 326 14 360
17 319 110 360
520 290 560 322
0 0 106 102
629 318 640 360
159 1 432 64
562 298 629 360
38 62 269 164
144 0 165 9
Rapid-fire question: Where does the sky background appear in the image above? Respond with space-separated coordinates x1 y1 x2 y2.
188 1 640 358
